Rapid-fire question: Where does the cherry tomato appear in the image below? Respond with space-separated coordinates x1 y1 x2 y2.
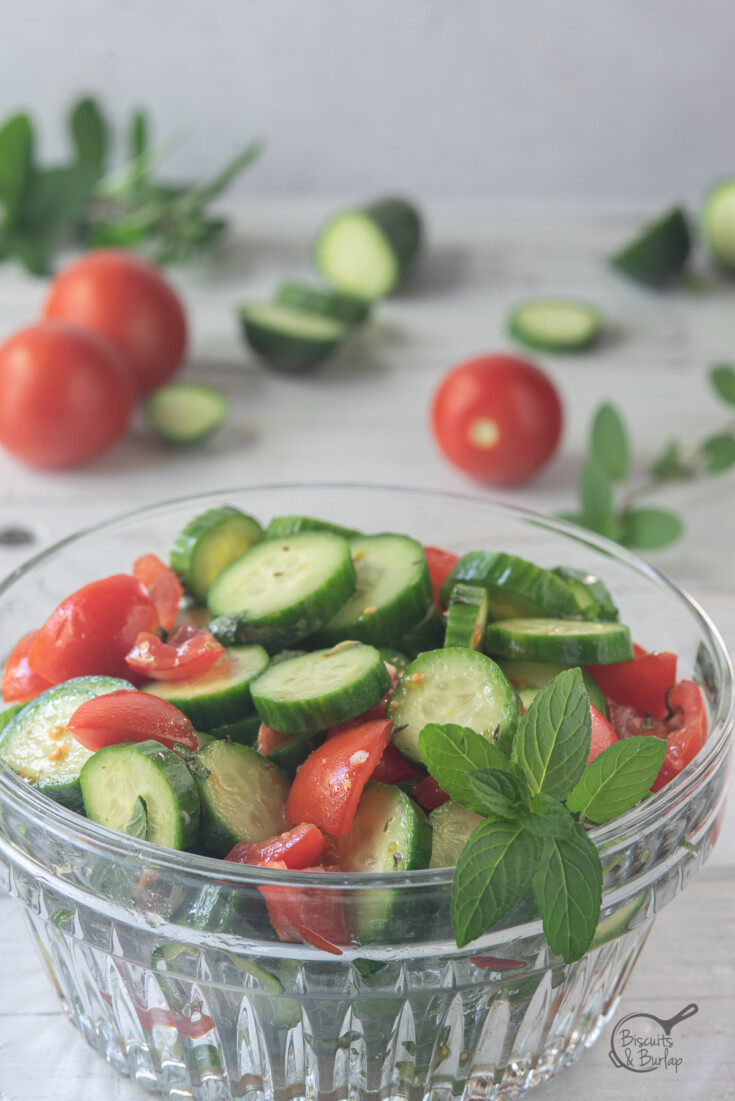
44 250 187 395
431 354 563 485
0 321 133 469
67 689 198 752
125 629 224 682
28 574 159 684
1 630 53 704
257 861 349 952
132 554 183 632
225 824 328 870
423 546 460 607
588 704 618 764
586 650 677 721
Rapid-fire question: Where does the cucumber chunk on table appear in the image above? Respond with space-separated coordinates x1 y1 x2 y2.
507 298 603 353
702 178 735 272
239 303 348 373
144 382 228 446
141 644 270 729
274 281 371 327
485 618 633 664
170 506 263 604
314 197 422 300
609 206 691 287
195 739 288 854
440 551 582 620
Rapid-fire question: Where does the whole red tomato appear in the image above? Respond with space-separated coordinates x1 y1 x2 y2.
0 321 133 469
43 250 187 395
431 353 563 485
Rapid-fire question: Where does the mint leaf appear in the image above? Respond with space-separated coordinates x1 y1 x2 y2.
418 723 511 814
579 455 615 536
710 363 735 406
591 403 629 481
129 109 150 163
123 796 147 839
23 163 99 236
649 440 690 480
524 793 578 840
451 817 543 947
70 97 108 170
702 433 735 473
565 736 667 823
620 507 683 549
467 767 530 819
532 825 602 963
513 669 591 800
0 114 33 228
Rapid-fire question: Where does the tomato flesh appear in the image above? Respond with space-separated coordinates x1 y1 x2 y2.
125 629 224 682
587 704 618 763
423 546 460 607
1 630 53 704
225 824 327 870
133 554 183 632
67 689 198 752
412 775 451 811
586 650 677 721
370 742 422 785
257 861 349 951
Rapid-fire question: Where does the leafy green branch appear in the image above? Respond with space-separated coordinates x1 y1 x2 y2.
559 364 735 550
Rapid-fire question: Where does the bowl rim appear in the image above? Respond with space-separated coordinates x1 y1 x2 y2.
0 480 733 892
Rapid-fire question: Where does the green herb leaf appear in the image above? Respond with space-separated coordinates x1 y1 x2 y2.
524 793 579 839
419 724 511 814
123 796 148 839
579 456 616 536
532 825 603 962
129 109 150 162
70 96 108 171
702 433 735 473
649 439 689 480
451 817 543 947
0 114 33 228
22 163 99 236
710 363 735 406
513 669 591 800
176 139 262 215
620 507 683 549
591 403 629 481
6 233 53 275
565 736 667 823
466 767 530 819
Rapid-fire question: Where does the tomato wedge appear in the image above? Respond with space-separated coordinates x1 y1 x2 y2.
588 704 618 764
67 689 198 752
371 743 422 784
423 546 460 607
225 823 327 870
133 554 183 632
586 650 677 721
412 775 450 811
285 718 392 835
125 629 224 682
1 630 53 704
257 861 349 952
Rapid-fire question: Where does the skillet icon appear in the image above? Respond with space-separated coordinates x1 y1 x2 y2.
609 1003 698 1072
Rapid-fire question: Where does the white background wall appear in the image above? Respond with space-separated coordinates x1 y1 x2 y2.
0 0 733 200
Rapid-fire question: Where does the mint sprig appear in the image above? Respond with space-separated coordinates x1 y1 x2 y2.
513 667 590 800
532 827 602 962
418 723 511 815
565 736 667 824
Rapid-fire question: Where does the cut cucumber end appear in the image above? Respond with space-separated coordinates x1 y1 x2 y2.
239 303 348 373
610 206 691 287
170 506 263 604
144 383 228 446
702 178 735 272
507 298 603 353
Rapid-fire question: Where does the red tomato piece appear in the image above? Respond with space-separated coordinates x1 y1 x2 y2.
586 651 677 721
133 554 183 632
326 700 389 738
423 546 460 607
257 861 349 952
257 723 290 756
67 689 198 752
125 630 224 682
371 743 422 785
28 574 159 685
225 824 328 870
1 630 53 704
135 1006 214 1040
412 775 450 811
587 704 618 764
285 719 392 835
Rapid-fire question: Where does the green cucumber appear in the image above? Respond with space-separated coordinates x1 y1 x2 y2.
0 705 23 736
507 298 603 353
144 382 228 447
702 178 735 272
485 618 633 665
440 551 581 620
429 801 483 869
239 303 348 373
141 645 270 729
377 648 411 675
258 728 323 777
590 890 648 949
264 514 361 541
498 658 607 716
80 739 200 850
208 713 262 746
397 604 446 660
195 739 288 854
444 582 489 650
274 281 370 327
610 206 691 287
251 642 391 735
388 648 521 764
208 530 356 651
553 566 619 622
0 675 135 812
314 197 422 300
170 506 263 604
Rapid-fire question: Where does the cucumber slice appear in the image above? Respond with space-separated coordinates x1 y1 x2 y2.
552 566 619 622
170 506 263 604
80 739 200 850
429 801 483 868
314 197 422 300
195 739 288 854
377 648 410 675
485 618 633 665
310 534 432 649
389 648 521 764
0 704 23 736
274 281 371 327
444 582 489 650
702 178 735 272
0 675 135 812
251 642 391 735
239 303 348 373
439 551 581 620
208 531 356 651
333 781 431 941
264 514 361 541
507 298 603 353
144 382 228 446
258 728 324 777
208 713 262 746
141 644 270 729
610 206 691 287
498 658 607 716
397 603 446 660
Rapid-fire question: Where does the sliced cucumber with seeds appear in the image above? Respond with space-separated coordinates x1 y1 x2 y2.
265 514 361 541
251 642 391 735
195 739 288 854
0 705 23 736
274 281 371 327
485 618 633 665
208 531 356 652
444 582 489 650
141 645 270 729
702 178 735 272
507 298 603 353
610 206 691 287
498 658 607 716
144 382 228 447
440 551 581 621
310 534 432 649
0 675 134 812
170 506 263 604
397 603 446 660
80 739 200 850
429 801 483 869
314 197 422 300
389 648 521 764
553 566 619 622
239 303 348 373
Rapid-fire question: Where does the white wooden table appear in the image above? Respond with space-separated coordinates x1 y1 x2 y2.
0 198 733 1099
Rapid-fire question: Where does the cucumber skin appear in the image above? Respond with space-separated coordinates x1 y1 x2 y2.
444 583 489 650
610 207 691 287
141 645 270 729
264 515 361 541
239 307 346 374
274 282 371 327
702 178 735 272
485 619 633 665
397 604 446 660
439 551 581 620
170 506 263 604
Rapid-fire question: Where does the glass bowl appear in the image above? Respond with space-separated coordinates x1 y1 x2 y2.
0 484 732 1101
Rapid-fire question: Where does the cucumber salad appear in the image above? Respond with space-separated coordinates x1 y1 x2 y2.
0 505 707 955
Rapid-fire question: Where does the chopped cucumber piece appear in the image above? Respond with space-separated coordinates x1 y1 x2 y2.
195 739 288 854
377 648 411 675
0 705 23 736
274 281 370 327
144 382 228 446
429 801 483 868
507 298 603 353
265 514 361 540
702 178 735 272
440 551 581 620
141 644 270 729
208 713 262 746
553 565 619 622
397 604 446 659
485 618 633 665
314 197 422 300
444 582 489 650
170 505 263 604
251 642 391 735
498 658 607 716
258 727 323 777
239 303 348 373
610 206 691 287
